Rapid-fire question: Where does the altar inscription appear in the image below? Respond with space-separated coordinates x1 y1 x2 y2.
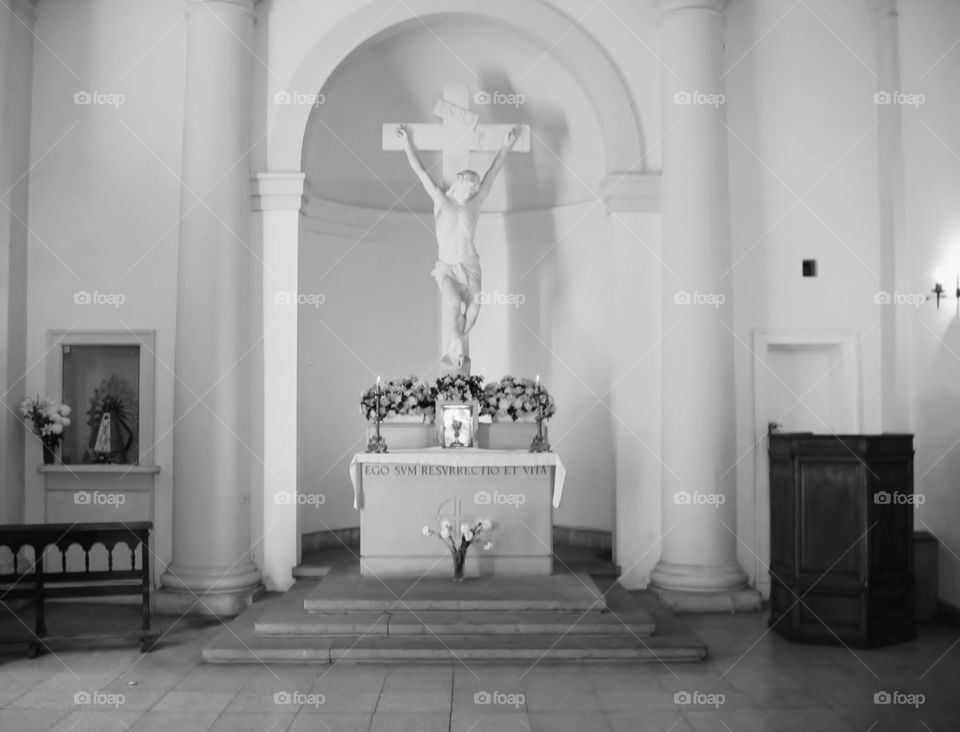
363 464 548 478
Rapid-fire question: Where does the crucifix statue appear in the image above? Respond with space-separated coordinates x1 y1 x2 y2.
382 85 530 374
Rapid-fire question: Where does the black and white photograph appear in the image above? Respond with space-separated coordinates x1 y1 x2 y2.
1 0 959 730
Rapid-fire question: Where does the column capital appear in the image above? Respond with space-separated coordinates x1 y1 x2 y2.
652 0 731 16
252 172 306 211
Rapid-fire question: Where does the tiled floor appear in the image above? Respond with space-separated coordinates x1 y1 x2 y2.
0 606 958 731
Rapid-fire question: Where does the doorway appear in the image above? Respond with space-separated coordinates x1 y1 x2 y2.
751 330 861 596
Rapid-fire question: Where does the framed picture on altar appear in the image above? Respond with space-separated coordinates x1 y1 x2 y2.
436 400 478 449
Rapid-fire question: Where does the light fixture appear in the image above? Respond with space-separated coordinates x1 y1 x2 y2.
931 267 960 310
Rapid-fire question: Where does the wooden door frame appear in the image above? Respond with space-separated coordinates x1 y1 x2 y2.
751 329 862 596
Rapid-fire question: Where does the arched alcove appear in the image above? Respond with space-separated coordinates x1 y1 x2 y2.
281 0 647 547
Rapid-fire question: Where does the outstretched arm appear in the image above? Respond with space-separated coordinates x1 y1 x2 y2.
476 126 518 202
396 125 444 205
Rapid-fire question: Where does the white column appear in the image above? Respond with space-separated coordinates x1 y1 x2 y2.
870 0 912 432
602 174 664 590
253 171 304 592
159 0 262 616
649 0 760 611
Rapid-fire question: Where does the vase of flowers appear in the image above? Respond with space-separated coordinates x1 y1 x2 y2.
481 376 556 422
478 376 555 449
423 517 493 582
360 376 435 422
360 376 437 449
20 395 72 465
433 373 485 403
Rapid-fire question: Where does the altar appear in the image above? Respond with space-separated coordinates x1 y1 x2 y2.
349 448 565 577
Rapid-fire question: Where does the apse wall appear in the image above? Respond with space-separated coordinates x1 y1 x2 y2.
299 15 604 211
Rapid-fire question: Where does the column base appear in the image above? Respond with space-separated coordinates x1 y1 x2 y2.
650 586 762 613
649 560 762 613
158 563 263 617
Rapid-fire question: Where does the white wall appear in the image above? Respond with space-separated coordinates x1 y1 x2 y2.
899 0 960 608
0 0 35 527
725 0 885 587
23 0 187 577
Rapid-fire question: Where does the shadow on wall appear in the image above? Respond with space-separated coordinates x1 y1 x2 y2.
475 69 567 378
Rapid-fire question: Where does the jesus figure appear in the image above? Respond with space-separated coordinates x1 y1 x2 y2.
396 124 518 372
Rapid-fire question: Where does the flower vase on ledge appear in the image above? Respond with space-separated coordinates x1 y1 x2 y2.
41 440 58 465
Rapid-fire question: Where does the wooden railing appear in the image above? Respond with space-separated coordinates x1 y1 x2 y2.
0 522 154 656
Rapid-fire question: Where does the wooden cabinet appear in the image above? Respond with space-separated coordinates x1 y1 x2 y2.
768 433 915 646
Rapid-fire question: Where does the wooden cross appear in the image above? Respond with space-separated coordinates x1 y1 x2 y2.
383 85 531 187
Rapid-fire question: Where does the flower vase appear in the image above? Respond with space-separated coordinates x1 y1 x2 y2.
41 440 58 465
451 547 466 582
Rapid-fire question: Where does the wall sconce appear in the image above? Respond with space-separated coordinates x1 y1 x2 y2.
932 267 960 310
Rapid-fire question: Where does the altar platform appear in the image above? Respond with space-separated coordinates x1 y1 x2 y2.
202 541 709 664
349 448 565 577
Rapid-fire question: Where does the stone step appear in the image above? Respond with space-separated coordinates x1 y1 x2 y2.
203 632 706 664
303 572 606 613
255 609 655 637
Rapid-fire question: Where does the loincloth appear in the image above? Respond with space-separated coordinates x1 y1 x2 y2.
431 255 481 296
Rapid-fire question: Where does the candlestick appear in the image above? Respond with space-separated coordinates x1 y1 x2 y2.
366 376 388 453
530 374 551 453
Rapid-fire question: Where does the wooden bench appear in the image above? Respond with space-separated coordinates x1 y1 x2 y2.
0 522 155 656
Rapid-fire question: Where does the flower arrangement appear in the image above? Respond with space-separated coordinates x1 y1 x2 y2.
20 395 72 463
360 376 435 422
423 517 493 581
433 373 485 403
481 376 556 421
